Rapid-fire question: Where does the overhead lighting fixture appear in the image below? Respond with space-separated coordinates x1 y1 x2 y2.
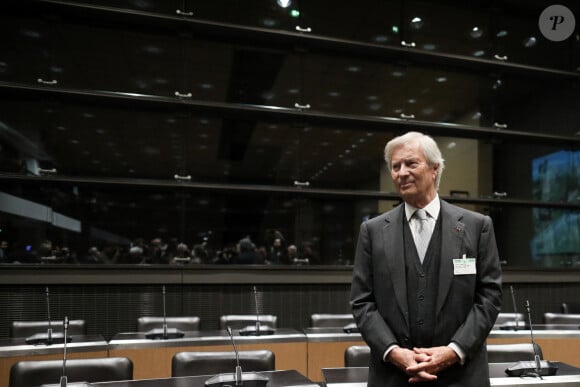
523 36 537 47
277 0 292 8
470 26 483 39
410 17 423 30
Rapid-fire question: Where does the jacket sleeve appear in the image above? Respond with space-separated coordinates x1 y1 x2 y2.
350 221 399 358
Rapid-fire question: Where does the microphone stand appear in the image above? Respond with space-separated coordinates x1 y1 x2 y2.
228 327 243 385
162 285 168 340
204 327 269 387
239 286 274 336
253 286 261 336
60 316 68 387
46 287 54 344
525 300 543 379
144 285 184 340
510 286 519 331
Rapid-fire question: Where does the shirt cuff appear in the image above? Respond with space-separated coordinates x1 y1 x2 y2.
448 342 466 365
383 344 400 362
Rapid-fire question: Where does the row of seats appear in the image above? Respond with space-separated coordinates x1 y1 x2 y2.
10 342 545 387
10 314 342 338
9 350 275 387
11 311 580 338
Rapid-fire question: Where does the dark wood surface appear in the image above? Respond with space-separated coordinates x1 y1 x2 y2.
91 370 317 387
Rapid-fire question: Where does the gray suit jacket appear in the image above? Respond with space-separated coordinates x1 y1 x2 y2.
350 200 502 387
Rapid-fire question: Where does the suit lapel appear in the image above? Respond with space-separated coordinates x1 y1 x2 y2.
383 205 409 329
436 201 465 316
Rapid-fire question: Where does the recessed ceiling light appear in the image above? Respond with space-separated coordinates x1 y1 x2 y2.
470 26 483 39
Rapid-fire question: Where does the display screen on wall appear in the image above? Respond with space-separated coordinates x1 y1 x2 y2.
531 151 580 261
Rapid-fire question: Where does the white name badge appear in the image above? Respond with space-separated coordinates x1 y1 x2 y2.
453 254 476 275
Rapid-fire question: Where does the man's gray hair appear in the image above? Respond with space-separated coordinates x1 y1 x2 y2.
384 131 445 189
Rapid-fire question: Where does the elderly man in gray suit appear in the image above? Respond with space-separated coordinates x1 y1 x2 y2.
350 131 502 386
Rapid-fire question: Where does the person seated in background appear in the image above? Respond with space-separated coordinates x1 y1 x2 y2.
0 240 9 263
85 246 105 264
233 237 260 264
287 244 299 262
170 243 192 265
148 237 168 264
267 237 287 264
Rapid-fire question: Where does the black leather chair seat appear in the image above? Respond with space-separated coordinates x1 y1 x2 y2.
310 313 354 328
344 345 371 367
9 357 133 387
486 343 543 363
172 350 275 377
219 315 277 330
137 316 200 332
11 320 86 338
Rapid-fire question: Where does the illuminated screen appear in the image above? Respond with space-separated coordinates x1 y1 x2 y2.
530 150 580 260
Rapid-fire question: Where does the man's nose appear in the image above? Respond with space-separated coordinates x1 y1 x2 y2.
398 164 409 175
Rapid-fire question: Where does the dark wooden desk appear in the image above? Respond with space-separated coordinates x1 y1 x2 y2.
303 327 366 382
91 370 318 387
322 363 580 387
0 335 108 387
108 329 307 380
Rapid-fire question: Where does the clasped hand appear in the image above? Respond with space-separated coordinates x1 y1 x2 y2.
388 346 459 383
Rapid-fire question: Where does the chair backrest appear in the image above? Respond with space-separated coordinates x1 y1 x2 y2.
11 320 86 338
9 357 133 387
219 315 277 330
344 345 370 367
137 316 200 332
310 313 354 328
486 343 543 363
172 350 275 377
544 312 580 327
561 302 580 314
494 313 526 325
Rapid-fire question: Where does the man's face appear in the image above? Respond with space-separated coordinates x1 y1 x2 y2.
390 140 438 206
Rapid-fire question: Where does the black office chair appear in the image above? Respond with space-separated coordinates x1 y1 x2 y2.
344 345 371 367
310 313 355 328
11 320 86 338
493 313 527 329
486 343 543 363
9 357 133 387
561 302 580 314
172 350 275 377
544 312 580 328
137 316 200 332
219 315 277 330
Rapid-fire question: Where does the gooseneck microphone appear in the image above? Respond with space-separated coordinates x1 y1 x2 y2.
26 287 69 345
60 316 68 387
144 285 184 340
204 326 269 387
525 300 542 375
505 300 558 377
46 287 53 343
253 286 261 335
510 286 520 331
239 286 275 336
162 285 168 339
228 326 243 385
39 317 93 387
